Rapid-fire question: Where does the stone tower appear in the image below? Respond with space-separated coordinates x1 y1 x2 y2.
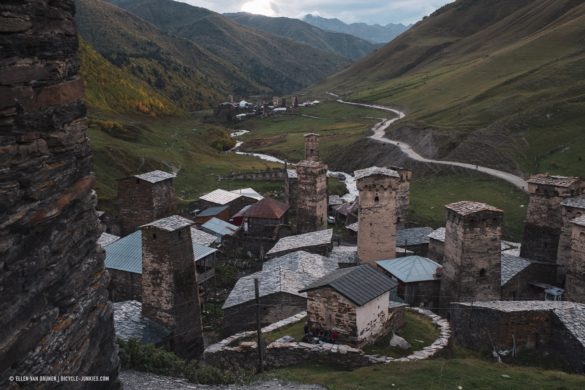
0 1 120 386
557 197 585 283
117 170 177 235
304 133 320 161
520 174 583 263
296 134 328 233
566 216 585 303
440 201 503 307
355 167 400 266
142 216 204 358
391 166 412 228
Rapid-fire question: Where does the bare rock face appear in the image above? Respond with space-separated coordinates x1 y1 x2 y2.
0 1 119 388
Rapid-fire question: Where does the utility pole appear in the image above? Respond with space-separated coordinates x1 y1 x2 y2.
254 278 264 373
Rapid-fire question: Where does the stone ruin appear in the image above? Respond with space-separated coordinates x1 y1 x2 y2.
0 0 119 387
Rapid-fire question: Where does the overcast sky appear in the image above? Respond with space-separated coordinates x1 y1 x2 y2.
176 0 455 25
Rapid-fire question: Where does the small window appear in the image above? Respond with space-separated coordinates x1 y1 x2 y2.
374 196 380 203
479 268 486 277
152 233 157 240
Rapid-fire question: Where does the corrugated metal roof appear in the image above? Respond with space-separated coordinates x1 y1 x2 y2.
105 230 143 274
198 205 229 217
200 189 241 205
193 243 217 262
231 187 264 201
201 218 240 237
301 265 396 306
267 229 332 255
133 170 176 184
377 256 441 283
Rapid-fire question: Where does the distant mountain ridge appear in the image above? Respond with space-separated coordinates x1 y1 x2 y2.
224 12 380 60
303 14 409 44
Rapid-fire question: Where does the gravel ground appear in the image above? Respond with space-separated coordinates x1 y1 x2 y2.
119 370 326 390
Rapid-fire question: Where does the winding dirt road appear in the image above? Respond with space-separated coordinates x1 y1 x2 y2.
330 94 528 192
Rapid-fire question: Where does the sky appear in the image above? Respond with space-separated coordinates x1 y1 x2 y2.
175 0 455 25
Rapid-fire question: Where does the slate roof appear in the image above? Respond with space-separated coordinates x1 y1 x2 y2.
562 196 585 210
446 201 502 216
200 189 241 205
287 169 298 179
231 187 264 201
377 256 441 283
427 227 446 242
98 232 120 247
572 215 585 228
223 251 338 309
133 170 176 184
245 197 289 220
396 227 434 246
197 205 229 217
300 265 397 306
346 222 358 232
501 254 532 286
201 218 239 237
528 174 581 188
328 246 359 265
113 301 170 344
190 227 218 246
267 229 333 256
142 215 193 232
329 195 343 206
354 166 399 181
335 201 358 216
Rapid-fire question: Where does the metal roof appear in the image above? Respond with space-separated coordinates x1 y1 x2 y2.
562 196 585 210
142 215 193 232
98 232 120 247
200 189 241 205
267 229 333 255
114 301 170 344
427 227 446 242
193 243 217 262
354 166 399 181
396 227 434 246
245 197 289 220
190 227 218 246
105 230 143 274
201 218 240 237
197 205 229 217
300 265 397 306
230 187 264 201
377 256 441 283
133 170 176 184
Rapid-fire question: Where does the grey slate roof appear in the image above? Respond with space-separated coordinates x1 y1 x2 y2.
134 170 176 184
329 195 343 206
328 246 358 265
501 254 532 286
143 215 193 232
346 222 358 233
354 166 399 181
528 174 580 188
427 227 446 242
98 232 120 247
377 256 441 283
190 227 217 246
114 301 170 344
446 201 502 216
223 251 338 309
572 215 585 227
300 265 397 306
287 169 298 179
267 229 333 256
562 196 585 210
200 189 241 205
396 227 434 246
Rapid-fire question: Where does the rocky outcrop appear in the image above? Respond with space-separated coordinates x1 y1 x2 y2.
0 1 119 388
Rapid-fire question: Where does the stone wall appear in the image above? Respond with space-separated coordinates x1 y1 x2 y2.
223 168 287 182
557 203 585 282
393 167 411 229
566 223 585 302
356 174 399 265
501 262 558 300
296 161 328 234
402 281 441 310
306 287 358 344
108 269 142 302
117 178 176 236
427 238 444 264
304 134 320 161
0 1 119 387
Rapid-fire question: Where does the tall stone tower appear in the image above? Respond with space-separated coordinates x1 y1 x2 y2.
566 216 585 303
117 170 177 235
355 167 400 266
557 197 585 283
296 134 328 233
0 1 120 387
440 201 503 308
391 166 412 228
142 215 204 358
520 174 583 263
304 133 320 161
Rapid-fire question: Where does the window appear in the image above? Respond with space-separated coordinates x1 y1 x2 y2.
374 196 379 203
152 233 157 240
479 268 486 277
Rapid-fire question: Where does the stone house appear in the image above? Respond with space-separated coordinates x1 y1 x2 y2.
396 227 434 256
377 256 441 309
566 215 585 302
117 170 177 235
222 251 339 335
427 227 446 263
194 205 230 225
266 229 334 258
243 197 290 238
300 265 398 347
500 254 559 300
449 301 585 373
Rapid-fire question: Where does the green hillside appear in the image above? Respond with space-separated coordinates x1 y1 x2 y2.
314 0 585 178
225 12 379 60
108 0 350 95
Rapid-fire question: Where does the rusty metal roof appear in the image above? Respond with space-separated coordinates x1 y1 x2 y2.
245 197 289 220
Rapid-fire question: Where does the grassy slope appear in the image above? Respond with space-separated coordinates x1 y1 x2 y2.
224 13 378 60
109 0 350 95
313 0 585 178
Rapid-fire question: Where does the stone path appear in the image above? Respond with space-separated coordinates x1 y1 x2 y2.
120 371 325 390
328 93 528 192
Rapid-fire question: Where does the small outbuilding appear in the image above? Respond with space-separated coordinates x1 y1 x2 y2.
194 205 230 225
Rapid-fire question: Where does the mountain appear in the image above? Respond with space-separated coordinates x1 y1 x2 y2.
108 0 350 95
303 14 409 44
315 0 585 179
224 12 379 60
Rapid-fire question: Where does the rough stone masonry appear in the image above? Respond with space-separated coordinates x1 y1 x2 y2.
0 1 119 388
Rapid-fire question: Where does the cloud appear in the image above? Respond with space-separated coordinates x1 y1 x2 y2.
175 0 454 24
